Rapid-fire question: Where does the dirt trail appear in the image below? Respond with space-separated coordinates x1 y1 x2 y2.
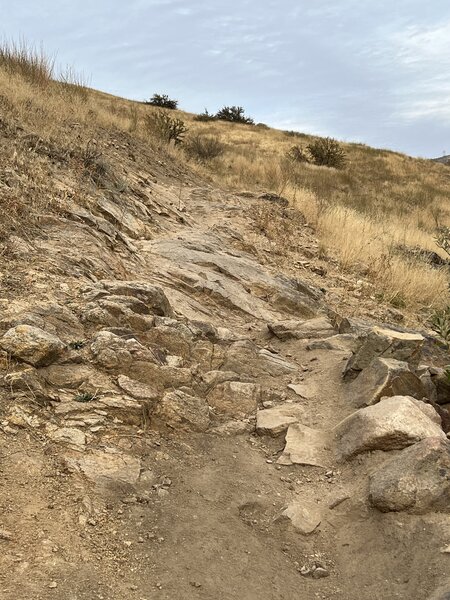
0 140 449 600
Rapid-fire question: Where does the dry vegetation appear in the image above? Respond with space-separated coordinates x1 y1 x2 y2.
0 42 449 313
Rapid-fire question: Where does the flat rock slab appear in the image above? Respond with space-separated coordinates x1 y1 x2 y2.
268 317 334 341
208 381 261 420
335 396 445 459
287 383 315 400
256 403 304 436
48 426 86 448
154 389 210 432
369 437 450 513
66 449 141 486
276 499 322 534
277 423 333 467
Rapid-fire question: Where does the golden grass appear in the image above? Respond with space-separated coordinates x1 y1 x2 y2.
0 41 448 311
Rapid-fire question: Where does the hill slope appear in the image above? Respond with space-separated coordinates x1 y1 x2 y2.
0 53 449 600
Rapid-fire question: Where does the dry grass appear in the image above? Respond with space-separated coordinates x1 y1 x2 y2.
0 41 448 312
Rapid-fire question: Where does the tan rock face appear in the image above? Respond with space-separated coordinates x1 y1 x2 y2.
369 437 450 513
256 403 304 436
66 449 141 486
276 500 322 535
154 390 210 432
207 381 261 420
343 327 424 380
349 358 427 408
0 325 66 367
268 317 334 341
335 396 445 459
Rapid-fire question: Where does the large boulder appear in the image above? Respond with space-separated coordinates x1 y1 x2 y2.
0 325 66 367
343 327 424 380
335 396 446 459
350 358 427 408
153 389 210 432
369 437 450 513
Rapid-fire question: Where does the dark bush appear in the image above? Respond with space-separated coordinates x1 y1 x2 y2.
287 144 309 163
145 93 178 109
307 137 347 169
184 134 225 161
145 110 187 145
193 109 216 122
215 105 254 125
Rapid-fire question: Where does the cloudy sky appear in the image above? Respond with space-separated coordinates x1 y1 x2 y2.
2 0 450 157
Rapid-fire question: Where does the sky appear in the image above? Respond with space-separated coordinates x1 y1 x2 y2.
2 0 450 157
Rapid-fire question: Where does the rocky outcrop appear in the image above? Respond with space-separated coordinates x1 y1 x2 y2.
256 403 304 436
349 357 427 408
369 437 450 513
153 389 210 432
343 327 424 380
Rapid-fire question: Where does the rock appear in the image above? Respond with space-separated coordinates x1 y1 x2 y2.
0 529 13 540
66 449 141 486
276 500 321 534
349 358 427 408
257 349 297 376
117 374 158 400
85 280 173 317
335 396 446 459
256 403 304 436
48 427 86 448
430 368 450 405
369 437 450 513
154 390 210 432
343 327 424 380
90 330 158 371
268 317 334 341
277 423 333 467
312 567 329 579
222 341 296 377
0 325 66 367
201 370 244 391
2 368 48 401
287 383 315 399
207 381 261 420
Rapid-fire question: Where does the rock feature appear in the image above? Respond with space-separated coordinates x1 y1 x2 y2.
116 374 159 400
208 381 261 420
48 426 86 448
90 330 159 371
0 325 66 367
256 403 304 436
66 449 141 486
335 396 445 459
277 423 333 467
153 389 210 432
430 367 450 405
222 341 297 377
276 500 322 534
268 317 334 341
349 358 427 408
343 326 424 380
2 368 49 402
369 437 450 513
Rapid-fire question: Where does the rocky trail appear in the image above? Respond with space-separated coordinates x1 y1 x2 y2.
0 136 449 600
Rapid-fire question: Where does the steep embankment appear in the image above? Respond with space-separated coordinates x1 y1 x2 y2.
0 82 449 599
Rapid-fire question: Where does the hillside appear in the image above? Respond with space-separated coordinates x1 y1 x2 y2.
0 48 450 600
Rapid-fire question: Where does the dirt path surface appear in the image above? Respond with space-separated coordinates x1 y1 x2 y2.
0 134 449 600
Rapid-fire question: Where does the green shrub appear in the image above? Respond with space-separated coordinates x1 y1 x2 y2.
185 134 225 161
215 105 254 125
145 109 187 145
193 109 216 122
429 306 450 344
287 144 309 163
145 93 178 109
307 137 347 169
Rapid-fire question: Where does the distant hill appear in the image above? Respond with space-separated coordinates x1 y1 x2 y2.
432 155 450 164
